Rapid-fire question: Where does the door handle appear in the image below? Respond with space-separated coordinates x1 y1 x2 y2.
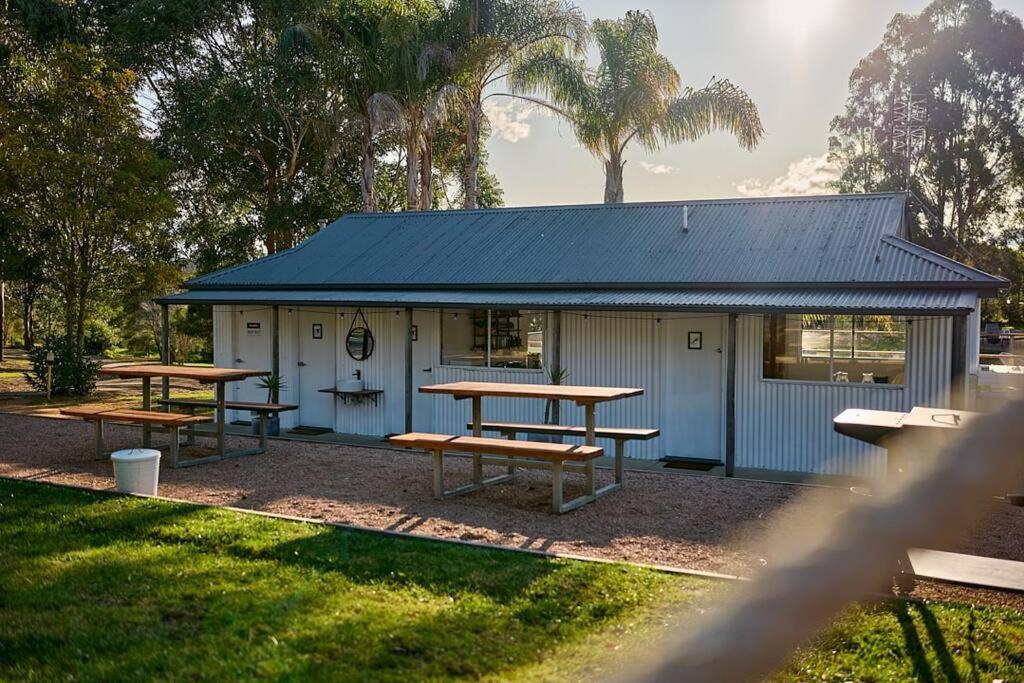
297 361 307 367
422 367 432 372
235 358 244 363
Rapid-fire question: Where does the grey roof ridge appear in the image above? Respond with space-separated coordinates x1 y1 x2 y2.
880 235 1007 285
333 191 909 220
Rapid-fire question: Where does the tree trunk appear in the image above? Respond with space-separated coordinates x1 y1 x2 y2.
420 132 434 210
22 294 32 350
75 281 88 356
463 100 482 209
265 176 279 254
361 124 378 213
603 153 625 204
0 280 5 362
22 286 34 349
405 130 419 210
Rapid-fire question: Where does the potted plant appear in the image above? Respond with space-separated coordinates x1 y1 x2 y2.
252 374 287 437
540 366 569 443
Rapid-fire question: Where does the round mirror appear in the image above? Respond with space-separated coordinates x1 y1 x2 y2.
345 326 375 361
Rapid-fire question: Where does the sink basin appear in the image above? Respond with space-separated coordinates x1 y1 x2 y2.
337 379 365 393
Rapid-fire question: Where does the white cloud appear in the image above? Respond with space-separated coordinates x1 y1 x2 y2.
639 161 679 175
483 100 544 143
736 153 840 197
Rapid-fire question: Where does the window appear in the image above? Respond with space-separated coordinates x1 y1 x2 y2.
763 314 906 385
441 309 544 369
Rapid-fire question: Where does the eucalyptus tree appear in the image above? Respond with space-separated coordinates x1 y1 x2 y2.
0 39 175 355
507 10 764 203
439 0 588 209
828 0 1024 247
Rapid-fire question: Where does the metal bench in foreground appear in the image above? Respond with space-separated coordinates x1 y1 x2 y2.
389 432 604 514
61 406 212 466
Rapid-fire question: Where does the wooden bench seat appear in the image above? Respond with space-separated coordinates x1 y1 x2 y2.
389 432 606 513
62 407 212 427
61 406 212 465
157 399 298 413
469 421 660 486
391 433 604 461
469 421 659 441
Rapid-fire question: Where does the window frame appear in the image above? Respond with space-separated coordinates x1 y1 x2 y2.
761 313 908 388
440 309 546 372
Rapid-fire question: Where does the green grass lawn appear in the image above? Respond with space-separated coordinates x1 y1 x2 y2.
2 478 1023 682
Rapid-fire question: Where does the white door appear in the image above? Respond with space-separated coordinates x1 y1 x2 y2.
297 310 336 429
232 309 272 420
661 316 724 460
411 310 437 431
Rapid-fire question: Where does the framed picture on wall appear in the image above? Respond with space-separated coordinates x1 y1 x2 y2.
688 331 702 350
312 323 323 340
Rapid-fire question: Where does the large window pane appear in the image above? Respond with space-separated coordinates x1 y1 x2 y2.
441 309 486 367
489 311 544 369
833 315 906 384
763 314 831 381
440 309 544 369
763 313 906 385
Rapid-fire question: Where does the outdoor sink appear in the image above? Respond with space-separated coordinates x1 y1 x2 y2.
337 378 365 393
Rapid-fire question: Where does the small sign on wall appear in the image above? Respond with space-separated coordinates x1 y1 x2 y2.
687 331 702 350
245 321 262 336
312 323 323 340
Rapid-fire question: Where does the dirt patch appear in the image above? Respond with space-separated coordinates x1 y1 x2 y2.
2 411 1023 609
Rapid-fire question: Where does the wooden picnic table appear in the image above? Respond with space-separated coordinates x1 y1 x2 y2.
420 381 644 503
420 381 644 446
99 364 270 464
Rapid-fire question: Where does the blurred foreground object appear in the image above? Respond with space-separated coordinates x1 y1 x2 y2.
628 399 1024 683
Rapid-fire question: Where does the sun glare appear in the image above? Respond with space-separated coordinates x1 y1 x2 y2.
764 0 839 43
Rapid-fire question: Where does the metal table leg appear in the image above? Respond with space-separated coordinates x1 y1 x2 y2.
142 376 151 447
216 381 226 457
94 420 105 460
471 395 482 485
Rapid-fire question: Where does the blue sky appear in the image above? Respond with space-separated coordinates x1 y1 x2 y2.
483 0 1024 206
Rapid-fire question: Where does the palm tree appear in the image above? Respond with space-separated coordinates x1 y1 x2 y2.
369 5 461 210
288 2 397 213
440 0 588 209
506 10 764 203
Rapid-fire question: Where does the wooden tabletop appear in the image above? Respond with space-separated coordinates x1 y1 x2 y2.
419 381 643 404
99 364 270 383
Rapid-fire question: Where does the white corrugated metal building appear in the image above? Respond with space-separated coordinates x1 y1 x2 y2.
160 193 1006 478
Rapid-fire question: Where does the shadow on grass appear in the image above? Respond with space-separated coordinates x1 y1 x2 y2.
895 600 978 683
1 478 688 681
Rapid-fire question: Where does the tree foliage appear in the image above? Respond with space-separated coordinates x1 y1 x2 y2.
0 26 175 354
828 0 1024 321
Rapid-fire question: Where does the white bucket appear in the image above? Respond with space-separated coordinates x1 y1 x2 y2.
110 448 161 496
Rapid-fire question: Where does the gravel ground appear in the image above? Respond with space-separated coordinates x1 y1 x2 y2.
2 411 1023 609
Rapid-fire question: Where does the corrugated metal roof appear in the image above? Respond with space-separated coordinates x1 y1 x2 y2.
159 287 979 313
186 192 1005 290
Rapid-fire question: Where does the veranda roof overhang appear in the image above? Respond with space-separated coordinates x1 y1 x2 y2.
157 287 980 315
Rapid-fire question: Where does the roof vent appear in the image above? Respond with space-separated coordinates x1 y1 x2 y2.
682 205 689 233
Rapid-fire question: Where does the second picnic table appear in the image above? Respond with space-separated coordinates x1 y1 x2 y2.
95 364 288 465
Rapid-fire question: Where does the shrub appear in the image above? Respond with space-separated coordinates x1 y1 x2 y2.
83 319 120 356
25 337 100 396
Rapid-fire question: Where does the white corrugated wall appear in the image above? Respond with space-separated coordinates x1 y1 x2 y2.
559 312 665 459
210 302 974 477
734 313 953 478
